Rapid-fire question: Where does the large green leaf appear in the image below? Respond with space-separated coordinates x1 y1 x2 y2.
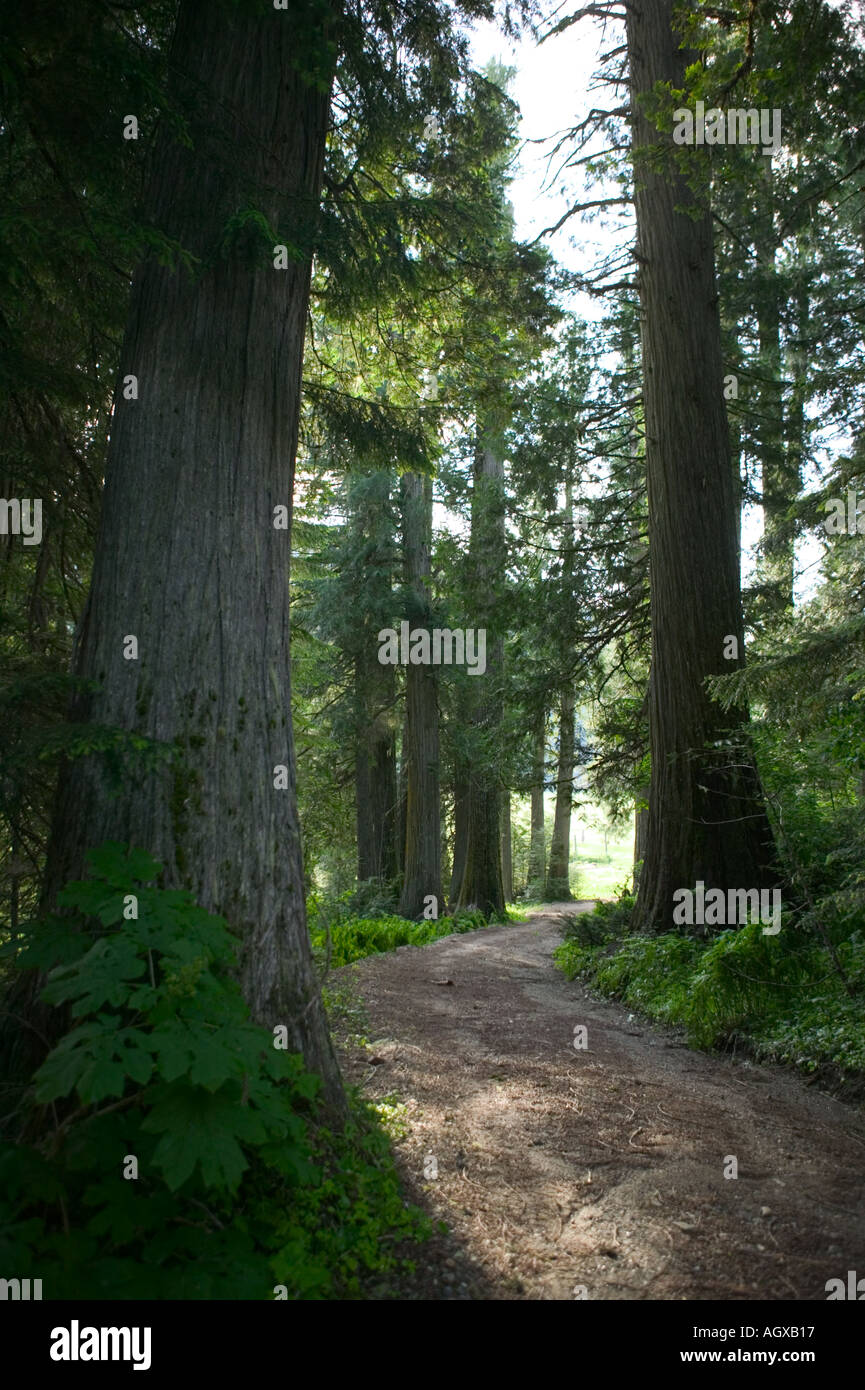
41 937 146 1014
142 1084 268 1191
35 1018 154 1103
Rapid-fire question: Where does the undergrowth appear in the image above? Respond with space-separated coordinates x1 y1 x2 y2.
0 844 429 1299
554 901 865 1078
310 908 488 968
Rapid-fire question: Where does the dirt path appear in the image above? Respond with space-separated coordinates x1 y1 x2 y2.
333 906 865 1301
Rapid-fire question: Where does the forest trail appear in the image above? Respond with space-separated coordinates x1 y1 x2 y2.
333 906 865 1301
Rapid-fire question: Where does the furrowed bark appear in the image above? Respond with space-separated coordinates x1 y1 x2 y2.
21 0 346 1113
398 472 443 918
626 0 778 933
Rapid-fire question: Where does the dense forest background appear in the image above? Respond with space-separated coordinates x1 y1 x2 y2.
1 0 865 1301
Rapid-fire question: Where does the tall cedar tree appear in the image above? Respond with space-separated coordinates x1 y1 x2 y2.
35 0 346 1110
544 470 577 900
398 471 443 917
626 0 778 931
527 716 546 894
456 415 507 915
353 473 399 885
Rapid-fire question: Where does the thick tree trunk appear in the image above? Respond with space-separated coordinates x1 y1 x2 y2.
545 686 575 900
627 0 778 933
355 657 397 885
527 716 547 897
457 771 504 915
18 0 345 1112
456 421 506 917
398 472 442 918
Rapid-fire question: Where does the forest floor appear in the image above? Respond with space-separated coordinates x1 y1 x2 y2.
331 904 865 1301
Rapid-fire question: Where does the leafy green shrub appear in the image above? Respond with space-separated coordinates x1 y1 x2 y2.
315 914 418 965
682 924 819 1048
559 891 635 947
311 907 489 968
560 931 703 1026
307 881 400 937
0 844 428 1298
755 982 865 1074
553 938 604 981
449 907 487 931
554 917 865 1078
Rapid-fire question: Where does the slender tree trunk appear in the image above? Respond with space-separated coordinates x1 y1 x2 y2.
626 0 778 933
784 242 809 603
545 472 576 900
527 716 546 896
500 789 513 902
395 712 408 887
449 772 470 905
545 686 575 900
634 790 649 883
755 159 793 612
10 0 345 1112
398 472 442 917
726 327 744 564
